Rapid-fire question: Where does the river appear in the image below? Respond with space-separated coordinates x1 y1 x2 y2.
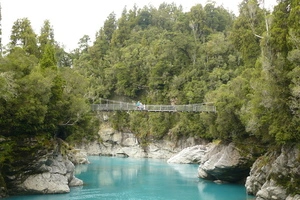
4 156 255 200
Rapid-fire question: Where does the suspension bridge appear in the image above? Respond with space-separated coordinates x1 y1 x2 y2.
91 99 216 113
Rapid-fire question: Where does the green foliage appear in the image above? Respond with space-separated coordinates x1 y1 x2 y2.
110 111 130 131
38 20 55 55
40 43 57 69
0 18 96 141
9 18 39 57
129 112 149 141
148 113 173 140
68 1 300 147
2 1 300 173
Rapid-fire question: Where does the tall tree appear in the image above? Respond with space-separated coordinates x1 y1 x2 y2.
38 20 55 55
9 18 39 57
231 0 265 68
40 42 57 69
286 0 300 141
242 0 300 143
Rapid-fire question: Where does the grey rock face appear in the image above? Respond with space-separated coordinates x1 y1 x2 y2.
197 143 251 182
17 154 83 194
245 145 300 200
286 195 300 200
21 173 69 194
68 149 90 165
167 144 212 164
78 124 205 159
0 186 7 198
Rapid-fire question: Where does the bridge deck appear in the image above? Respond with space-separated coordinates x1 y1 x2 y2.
91 103 216 112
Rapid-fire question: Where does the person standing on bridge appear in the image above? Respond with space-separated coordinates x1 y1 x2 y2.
136 101 144 110
136 101 141 110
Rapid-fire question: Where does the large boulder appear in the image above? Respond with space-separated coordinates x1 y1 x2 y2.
245 145 300 199
167 144 212 164
1 136 84 196
198 142 252 182
17 154 83 194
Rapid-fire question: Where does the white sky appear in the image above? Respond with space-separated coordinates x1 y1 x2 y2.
1 0 277 51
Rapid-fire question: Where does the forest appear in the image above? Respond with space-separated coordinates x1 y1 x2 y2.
0 0 300 163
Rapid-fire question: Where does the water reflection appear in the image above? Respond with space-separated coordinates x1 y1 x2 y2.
74 163 88 174
197 178 255 200
167 163 199 178
168 161 254 200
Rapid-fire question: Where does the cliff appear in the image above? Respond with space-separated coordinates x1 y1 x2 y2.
245 145 300 200
0 136 85 198
76 123 208 159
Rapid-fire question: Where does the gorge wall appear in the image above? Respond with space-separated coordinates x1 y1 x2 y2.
76 123 208 159
1 123 299 200
245 145 300 200
0 137 85 198
76 123 300 200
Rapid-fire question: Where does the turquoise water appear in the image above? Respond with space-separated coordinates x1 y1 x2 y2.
4 156 254 200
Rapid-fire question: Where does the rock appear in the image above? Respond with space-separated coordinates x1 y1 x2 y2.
286 195 300 200
167 144 211 164
78 123 206 159
146 140 178 159
1 136 85 196
0 187 7 198
21 173 69 194
198 142 251 182
245 145 300 199
115 152 129 157
255 180 287 200
69 176 83 187
79 141 102 156
121 146 147 158
16 154 83 194
68 149 90 164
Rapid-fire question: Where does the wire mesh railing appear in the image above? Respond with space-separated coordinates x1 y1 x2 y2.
91 99 216 113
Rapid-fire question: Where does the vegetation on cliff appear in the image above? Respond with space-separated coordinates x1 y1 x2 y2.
0 0 300 196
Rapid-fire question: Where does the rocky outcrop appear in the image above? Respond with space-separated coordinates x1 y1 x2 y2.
16 154 83 194
77 123 205 159
167 144 213 164
245 145 300 200
68 148 90 165
0 173 7 198
197 142 252 183
286 195 300 200
1 136 85 197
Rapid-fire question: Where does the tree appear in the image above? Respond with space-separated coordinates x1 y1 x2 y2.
137 7 152 29
55 44 72 67
0 48 50 136
204 2 234 32
38 20 55 56
230 0 265 68
9 18 39 57
207 74 250 141
111 7 131 48
286 0 300 142
40 42 57 69
77 35 90 54
103 12 117 43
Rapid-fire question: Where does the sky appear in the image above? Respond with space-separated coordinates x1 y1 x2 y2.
1 0 277 51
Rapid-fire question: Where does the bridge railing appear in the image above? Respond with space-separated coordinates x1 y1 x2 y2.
91 103 136 111
91 103 216 112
